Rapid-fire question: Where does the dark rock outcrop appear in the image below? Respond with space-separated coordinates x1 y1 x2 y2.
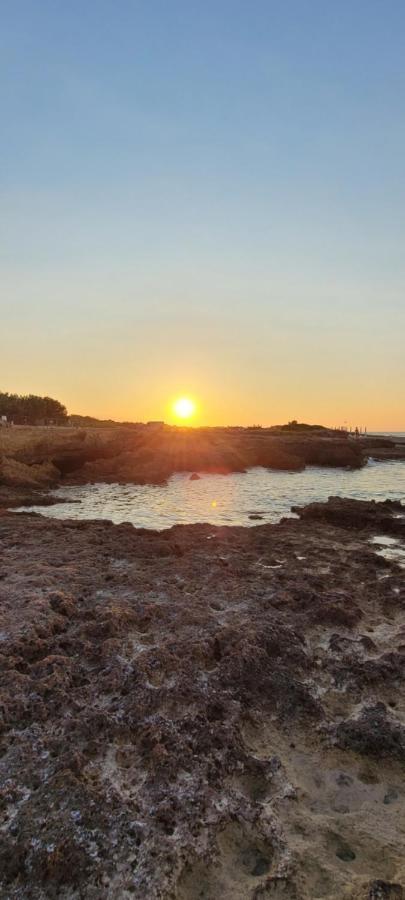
334 703 405 760
294 495 405 536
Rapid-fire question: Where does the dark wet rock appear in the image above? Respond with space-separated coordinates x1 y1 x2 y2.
335 844 356 861
0 485 63 509
294 495 405 537
331 650 405 691
334 703 405 760
368 882 404 899
383 788 399 805
282 437 365 468
189 472 200 480
358 438 397 449
310 592 363 627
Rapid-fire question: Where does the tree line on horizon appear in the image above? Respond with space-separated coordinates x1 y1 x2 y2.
0 392 68 425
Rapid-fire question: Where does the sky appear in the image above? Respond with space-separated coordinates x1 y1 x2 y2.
1 0 405 429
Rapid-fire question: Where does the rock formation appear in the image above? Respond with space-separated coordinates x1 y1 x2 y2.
0 497 404 898
0 425 371 505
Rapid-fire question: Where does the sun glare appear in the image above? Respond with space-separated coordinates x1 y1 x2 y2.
172 396 196 420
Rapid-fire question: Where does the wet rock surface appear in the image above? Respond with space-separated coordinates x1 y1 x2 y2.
293 496 405 537
0 498 404 898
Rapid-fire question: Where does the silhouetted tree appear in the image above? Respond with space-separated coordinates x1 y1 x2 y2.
0 392 68 424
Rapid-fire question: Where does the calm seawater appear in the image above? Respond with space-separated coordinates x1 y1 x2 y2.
20 459 405 530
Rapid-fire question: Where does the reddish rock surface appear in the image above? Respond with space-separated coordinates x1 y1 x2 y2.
0 499 404 898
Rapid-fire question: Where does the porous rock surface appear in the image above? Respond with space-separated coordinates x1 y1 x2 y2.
0 499 404 898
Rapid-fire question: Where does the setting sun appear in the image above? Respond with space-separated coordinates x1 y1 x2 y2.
172 396 196 420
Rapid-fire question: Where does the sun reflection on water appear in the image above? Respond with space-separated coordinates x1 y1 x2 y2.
16 460 405 531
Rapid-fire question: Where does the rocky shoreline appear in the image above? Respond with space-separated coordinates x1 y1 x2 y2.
1 497 405 898
3 426 405 509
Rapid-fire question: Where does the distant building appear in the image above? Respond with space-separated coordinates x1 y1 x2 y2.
146 420 165 428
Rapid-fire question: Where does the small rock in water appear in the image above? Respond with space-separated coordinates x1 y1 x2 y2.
248 513 264 520
189 472 200 481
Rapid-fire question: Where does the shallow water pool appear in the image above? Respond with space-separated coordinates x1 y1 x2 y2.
17 459 405 530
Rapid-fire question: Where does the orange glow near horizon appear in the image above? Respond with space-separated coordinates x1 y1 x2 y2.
172 396 197 421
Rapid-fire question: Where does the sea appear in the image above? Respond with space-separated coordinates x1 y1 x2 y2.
20 457 405 530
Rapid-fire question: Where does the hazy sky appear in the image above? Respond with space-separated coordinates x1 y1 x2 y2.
1 1 404 428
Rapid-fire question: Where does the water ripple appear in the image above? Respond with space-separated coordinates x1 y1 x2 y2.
18 460 405 530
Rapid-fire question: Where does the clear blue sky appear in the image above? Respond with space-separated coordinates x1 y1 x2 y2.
1 1 404 427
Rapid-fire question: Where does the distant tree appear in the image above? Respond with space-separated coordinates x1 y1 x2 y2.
0 392 68 425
